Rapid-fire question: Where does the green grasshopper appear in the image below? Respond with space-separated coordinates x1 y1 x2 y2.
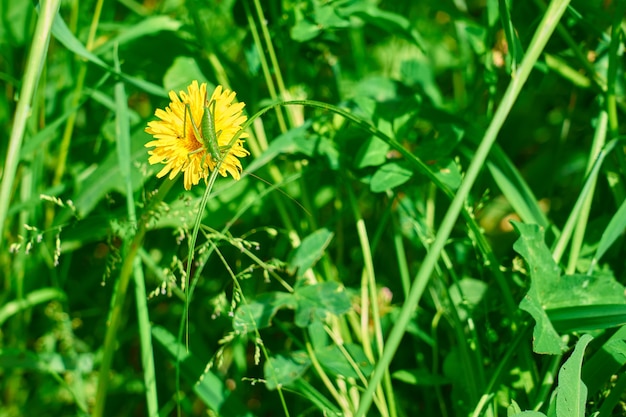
182 91 310 215
183 93 227 168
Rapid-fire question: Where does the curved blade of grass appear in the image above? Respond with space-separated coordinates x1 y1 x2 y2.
566 110 608 274
49 11 167 97
487 146 550 228
582 325 626 395
0 0 61 247
0 288 65 326
589 196 626 272
548 305 626 333
551 138 621 264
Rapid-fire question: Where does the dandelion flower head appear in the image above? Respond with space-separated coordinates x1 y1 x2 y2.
145 81 250 190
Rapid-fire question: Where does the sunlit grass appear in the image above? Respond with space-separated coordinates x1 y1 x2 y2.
2 1 626 417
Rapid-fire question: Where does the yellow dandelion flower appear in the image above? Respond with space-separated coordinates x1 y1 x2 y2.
145 81 250 190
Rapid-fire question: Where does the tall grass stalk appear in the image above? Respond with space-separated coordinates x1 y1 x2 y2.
346 185 395 417
566 111 607 274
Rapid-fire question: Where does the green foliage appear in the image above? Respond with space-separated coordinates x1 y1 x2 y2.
2 0 626 416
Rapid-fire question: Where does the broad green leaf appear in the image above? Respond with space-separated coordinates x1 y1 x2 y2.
448 278 488 321
507 412 548 417
544 272 625 309
315 343 373 379
548 304 626 333
370 162 413 193
519 295 566 355
514 222 624 310
556 334 593 417
308 321 330 350
233 292 295 334
507 400 522 415
339 3 424 48
289 228 334 276
293 282 352 327
290 17 320 42
264 352 311 390
513 222 625 353
314 3 350 28
431 159 461 191
399 59 442 106
513 222 566 354
355 136 389 168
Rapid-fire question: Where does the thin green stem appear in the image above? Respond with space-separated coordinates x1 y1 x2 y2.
346 185 393 417
388 195 411 299
176 164 222 416
552 138 619 264
566 110 607 274
243 0 301 249
604 0 625 137
250 0 295 127
52 0 104 186
243 0 287 133
304 335 353 415
0 0 61 247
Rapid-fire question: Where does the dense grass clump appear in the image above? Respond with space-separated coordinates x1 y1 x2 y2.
2 1 626 416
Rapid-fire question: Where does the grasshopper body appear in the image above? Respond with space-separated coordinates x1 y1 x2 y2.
200 98 221 163
183 93 225 166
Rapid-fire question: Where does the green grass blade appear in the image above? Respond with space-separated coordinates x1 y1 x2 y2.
487 145 549 227
49 11 166 97
0 0 61 247
552 138 620 263
589 196 626 272
566 110 608 274
0 288 65 326
582 325 626 394
548 305 626 333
